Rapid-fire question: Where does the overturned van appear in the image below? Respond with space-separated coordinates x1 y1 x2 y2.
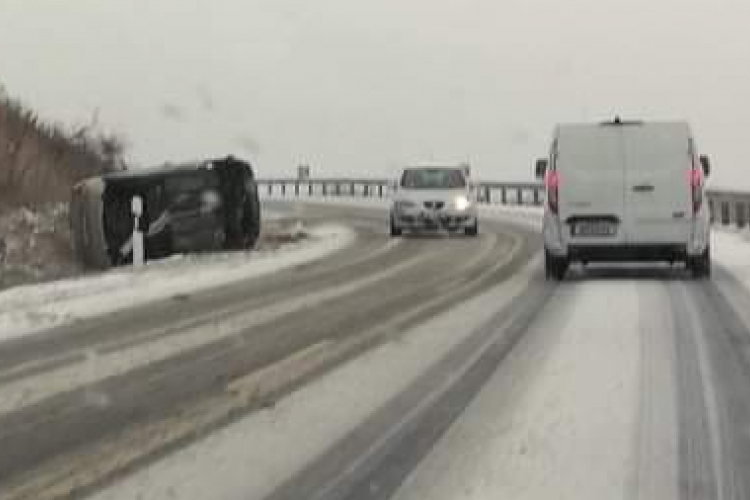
70 156 261 269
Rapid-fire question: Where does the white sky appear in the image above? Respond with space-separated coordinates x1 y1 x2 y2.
0 0 748 187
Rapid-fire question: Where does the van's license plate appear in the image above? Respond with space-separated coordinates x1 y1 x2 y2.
571 221 616 237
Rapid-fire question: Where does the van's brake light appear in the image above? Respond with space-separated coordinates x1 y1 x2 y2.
545 170 560 214
689 167 703 214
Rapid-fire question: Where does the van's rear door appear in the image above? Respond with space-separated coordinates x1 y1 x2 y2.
557 125 627 245
622 123 693 244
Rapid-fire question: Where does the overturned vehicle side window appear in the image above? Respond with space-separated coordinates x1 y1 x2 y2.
70 157 262 269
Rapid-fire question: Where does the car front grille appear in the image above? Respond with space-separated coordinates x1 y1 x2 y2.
423 201 445 210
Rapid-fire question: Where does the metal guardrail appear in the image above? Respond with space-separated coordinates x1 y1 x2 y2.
257 178 750 228
257 178 545 206
708 189 750 227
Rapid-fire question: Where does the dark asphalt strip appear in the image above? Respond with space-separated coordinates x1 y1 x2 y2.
263 275 554 500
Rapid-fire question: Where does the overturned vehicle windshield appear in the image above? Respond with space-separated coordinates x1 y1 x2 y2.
70 156 261 269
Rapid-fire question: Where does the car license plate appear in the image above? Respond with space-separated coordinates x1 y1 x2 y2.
572 221 616 237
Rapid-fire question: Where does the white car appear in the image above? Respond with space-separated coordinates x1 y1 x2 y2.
537 118 712 280
390 165 478 237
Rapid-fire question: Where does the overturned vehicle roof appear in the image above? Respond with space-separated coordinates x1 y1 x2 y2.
71 156 261 269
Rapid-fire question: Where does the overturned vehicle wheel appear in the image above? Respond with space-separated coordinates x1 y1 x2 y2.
70 156 262 269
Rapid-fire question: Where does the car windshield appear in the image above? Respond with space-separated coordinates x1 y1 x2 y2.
401 169 466 189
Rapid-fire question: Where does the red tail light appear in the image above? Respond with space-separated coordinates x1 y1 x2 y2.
689 167 703 214
545 170 560 214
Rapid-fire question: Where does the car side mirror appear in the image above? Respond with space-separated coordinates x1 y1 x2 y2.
535 159 548 180
699 155 711 177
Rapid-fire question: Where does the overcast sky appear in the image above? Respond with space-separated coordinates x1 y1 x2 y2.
0 0 748 187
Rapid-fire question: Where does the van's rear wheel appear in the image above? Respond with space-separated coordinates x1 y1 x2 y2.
689 247 711 279
390 215 403 237
545 250 568 281
464 221 478 237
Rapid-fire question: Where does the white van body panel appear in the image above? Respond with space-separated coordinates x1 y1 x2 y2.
622 123 693 244
556 125 627 246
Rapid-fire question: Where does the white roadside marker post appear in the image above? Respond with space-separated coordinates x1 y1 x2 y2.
131 195 145 268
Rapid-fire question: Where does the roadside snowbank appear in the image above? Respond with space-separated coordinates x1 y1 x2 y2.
0 224 355 340
0 203 80 290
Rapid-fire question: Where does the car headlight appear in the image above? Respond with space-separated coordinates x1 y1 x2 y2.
454 196 471 211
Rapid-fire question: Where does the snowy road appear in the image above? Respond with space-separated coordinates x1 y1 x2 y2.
0 203 536 500
1 202 750 500
390 270 750 500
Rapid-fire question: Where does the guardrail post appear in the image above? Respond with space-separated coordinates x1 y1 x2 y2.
501 187 507 204
322 183 328 197
378 184 383 198
281 183 286 196
294 183 299 196
131 196 145 268
737 202 746 228
721 202 730 225
533 188 541 206
709 200 715 224
350 183 355 196
308 183 313 196
364 184 369 197
267 183 272 196
516 188 522 204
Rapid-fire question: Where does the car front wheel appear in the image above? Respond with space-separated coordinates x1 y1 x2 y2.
545 250 568 281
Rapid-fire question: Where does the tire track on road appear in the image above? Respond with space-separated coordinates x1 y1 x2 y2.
668 276 750 500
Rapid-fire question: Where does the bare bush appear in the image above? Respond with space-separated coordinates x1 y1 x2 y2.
0 86 127 208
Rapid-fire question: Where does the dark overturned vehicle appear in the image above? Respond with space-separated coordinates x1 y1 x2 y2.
70 156 261 269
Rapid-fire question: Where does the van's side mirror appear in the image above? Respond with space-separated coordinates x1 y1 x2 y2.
699 155 711 177
535 159 548 180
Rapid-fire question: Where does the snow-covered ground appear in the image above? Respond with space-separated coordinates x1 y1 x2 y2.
0 224 355 340
394 279 649 500
0 203 80 290
713 226 750 280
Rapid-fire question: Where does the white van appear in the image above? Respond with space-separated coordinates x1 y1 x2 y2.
536 118 712 280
